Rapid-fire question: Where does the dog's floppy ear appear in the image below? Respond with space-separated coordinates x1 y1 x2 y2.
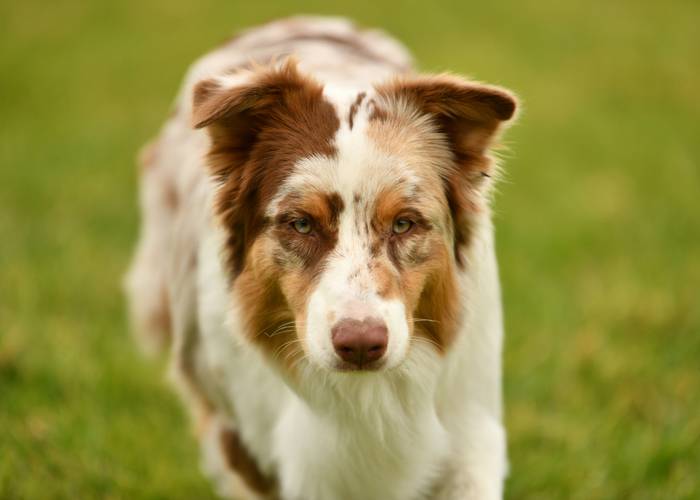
375 75 518 259
191 59 316 186
374 74 517 176
191 58 316 129
189 59 338 276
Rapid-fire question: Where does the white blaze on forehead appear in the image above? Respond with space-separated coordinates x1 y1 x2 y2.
268 87 421 218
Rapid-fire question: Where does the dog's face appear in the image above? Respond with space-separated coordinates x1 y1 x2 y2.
193 60 516 376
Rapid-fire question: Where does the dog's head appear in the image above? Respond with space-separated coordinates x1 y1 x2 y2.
192 59 516 376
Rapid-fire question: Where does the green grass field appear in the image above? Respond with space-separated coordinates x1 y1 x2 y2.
1 0 698 498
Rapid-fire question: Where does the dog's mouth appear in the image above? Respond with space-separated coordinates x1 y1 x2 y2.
331 358 388 373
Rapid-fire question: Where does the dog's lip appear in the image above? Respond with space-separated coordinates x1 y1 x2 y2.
331 359 387 373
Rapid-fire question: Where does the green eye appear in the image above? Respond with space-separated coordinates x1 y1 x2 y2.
293 219 312 234
392 219 412 235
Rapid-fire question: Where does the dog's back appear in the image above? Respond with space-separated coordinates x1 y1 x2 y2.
126 17 517 500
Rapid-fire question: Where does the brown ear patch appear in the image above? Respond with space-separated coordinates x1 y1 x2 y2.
373 74 517 163
191 58 341 277
192 79 228 128
373 75 517 263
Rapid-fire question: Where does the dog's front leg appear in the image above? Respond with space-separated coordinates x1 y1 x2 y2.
198 414 279 500
432 408 508 500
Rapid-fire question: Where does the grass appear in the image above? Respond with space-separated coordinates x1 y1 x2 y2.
1 0 698 498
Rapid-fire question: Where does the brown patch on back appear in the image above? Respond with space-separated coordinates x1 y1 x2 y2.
192 58 340 277
220 427 276 495
348 91 366 130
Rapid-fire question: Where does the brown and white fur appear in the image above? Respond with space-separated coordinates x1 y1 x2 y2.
125 16 518 500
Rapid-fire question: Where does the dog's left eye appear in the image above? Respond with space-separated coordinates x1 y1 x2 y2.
293 219 313 234
392 219 412 235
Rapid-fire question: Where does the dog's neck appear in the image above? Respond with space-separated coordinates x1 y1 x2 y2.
273 344 451 500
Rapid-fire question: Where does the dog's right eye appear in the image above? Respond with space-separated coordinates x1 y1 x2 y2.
392 219 412 235
293 219 313 234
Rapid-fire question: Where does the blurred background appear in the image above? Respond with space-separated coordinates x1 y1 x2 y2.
1 0 698 498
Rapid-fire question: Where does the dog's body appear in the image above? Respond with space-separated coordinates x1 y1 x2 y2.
125 17 517 500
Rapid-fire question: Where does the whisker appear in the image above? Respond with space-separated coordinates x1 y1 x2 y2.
412 337 444 351
410 327 445 352
273 339 302 360
286 353 309 375
284 346 306 362
266 325 298 338
253 318 295 338
265 321 298 338
403 351 416 379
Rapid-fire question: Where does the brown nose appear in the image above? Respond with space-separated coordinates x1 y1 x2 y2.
331 318 388 367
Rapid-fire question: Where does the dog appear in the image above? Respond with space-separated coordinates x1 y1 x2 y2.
125 16 518 500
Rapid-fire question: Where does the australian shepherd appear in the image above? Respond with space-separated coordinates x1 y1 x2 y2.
125 16 518 500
